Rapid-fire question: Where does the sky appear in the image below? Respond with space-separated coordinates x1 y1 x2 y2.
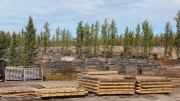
0 0 180 37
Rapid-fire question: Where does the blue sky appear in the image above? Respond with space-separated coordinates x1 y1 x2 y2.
0 0 180 37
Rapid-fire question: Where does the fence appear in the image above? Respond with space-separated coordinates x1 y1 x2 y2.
5 67 43 81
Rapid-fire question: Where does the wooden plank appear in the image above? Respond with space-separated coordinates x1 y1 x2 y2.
135 76 170 82
98 89 134 92
78 78 100 83
135 88 172 91
138 84 172 88
99 85 134 89
99 84 134 86
99 82 135 85
36 89 86 94
136 82 172 85
79 84 99 90
40 92 87 97
38 84 79 89
79 81 99 87
136 90 171 94
97 91 135 95
82 71 118 75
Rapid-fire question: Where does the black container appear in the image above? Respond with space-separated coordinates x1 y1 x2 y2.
0 60 6 81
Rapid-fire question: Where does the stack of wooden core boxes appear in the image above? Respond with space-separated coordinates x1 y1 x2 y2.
0 86 35 96
78 71 135 95
135 76 172 94
35 82 88 98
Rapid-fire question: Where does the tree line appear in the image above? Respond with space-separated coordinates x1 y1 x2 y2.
0 10 180 66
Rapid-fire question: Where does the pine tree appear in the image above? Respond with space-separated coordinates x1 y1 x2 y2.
55 27 61 47
40 30 43 47
123 26 131 58
135 24 141 50
24 16 37 66
119 34 123 46
43 22 50 52
66 30 71 48
84 23 91 58
109 20 117 57
9 31 18 66
174 10 180 59
94 20 99 56
61 29 66 50
142 20 154 58
0 31 11 59
37 34 41 47
129 31 134 47
101 18 108 58
90 23 95 56
18 29 26 66
164 21 174 58
76 21 84 58
52 34 56 47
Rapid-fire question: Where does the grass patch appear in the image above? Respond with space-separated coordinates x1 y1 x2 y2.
43 73 78 81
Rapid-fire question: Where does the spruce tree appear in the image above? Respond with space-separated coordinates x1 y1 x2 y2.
55 27 61 47
76 21 84 58
84 23 91 58
142 20 153 58
66 30 71 48
24 16 37 66
90 23 95 56
109 20 117 57
174 10 180 59
9 31 18 66
123 26 131 58
119 34 123 46
129 31 134 47
61 29 66 50
164 22 174 58
52 34 56 47
37 34 41 47
40 30 43 47
135 24 141 51
94 21 99 56
43 22 50 52
17 29 26 66
101 18 108 58
0 31 11 59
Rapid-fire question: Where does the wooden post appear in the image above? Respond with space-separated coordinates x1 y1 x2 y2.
4 68 6 82
41 68 43 81
24 68 26 81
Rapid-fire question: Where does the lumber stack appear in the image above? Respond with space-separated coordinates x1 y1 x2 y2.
0 86 35 95
35 82 87 97
170 78 180 92
78 71 135 95
80 71 118 76
135 76 172 94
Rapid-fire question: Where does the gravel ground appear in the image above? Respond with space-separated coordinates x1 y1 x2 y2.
0 80 180 101
0 93 180 101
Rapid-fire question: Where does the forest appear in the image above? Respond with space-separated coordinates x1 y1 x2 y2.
0 10 180 66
